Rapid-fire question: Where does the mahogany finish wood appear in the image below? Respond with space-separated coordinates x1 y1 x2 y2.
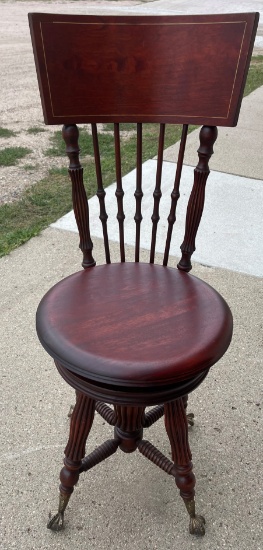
163 124 188 266
178 125 218 272
134 123 143 262
114 123 126 262
29 13 258 126
37 263 233 386
91 123 111 264
150 123 165 263
55 359 209 407
62 125 95 268
29 12 258 537
164 399 205 535
47 392 95 529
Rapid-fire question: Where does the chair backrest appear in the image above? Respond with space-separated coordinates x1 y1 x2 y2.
29 12 258 270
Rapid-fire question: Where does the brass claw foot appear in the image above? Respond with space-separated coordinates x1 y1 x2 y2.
189 514 206 536
184 499 205 536
47 511 65 531
186 412 194 426
47 493 70 531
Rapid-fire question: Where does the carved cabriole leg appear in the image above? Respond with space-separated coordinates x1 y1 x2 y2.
164 399 205 536
182 394 194 427
62 124 96 269
178 125 218 272
47 393 95 530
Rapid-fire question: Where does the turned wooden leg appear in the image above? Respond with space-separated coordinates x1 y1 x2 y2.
47 392 95 530
182 394 195 426
164 398 205 536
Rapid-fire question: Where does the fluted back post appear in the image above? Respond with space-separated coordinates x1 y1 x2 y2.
62 124 95 269
177 126 218 272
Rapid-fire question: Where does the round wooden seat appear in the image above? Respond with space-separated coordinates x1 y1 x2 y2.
36 263 233 388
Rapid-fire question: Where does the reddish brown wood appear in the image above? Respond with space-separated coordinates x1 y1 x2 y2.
114 405 145 452
29 13 259 126
114 405 145 432
91 123 111 264
80 439 119 473
138 439 175 475
165 398 193 488
55 359 209 407
163 124 188 266
114 123 125 262
60 391 95 498
62 125 95 269
134 123 143 262
47 390 95 529
178 125 218 272
165 398 205 535
37 263 233 387
150 123 165 263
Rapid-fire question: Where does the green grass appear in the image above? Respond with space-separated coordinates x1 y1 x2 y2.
103 122 137 132
0 124 194 257
0 172 72 257
0 127 16 138
27 127 46 134
1 55 263 257
244 56 263 96
45 127 114 158
46 122 194 158
0 147 31 166
24 164 37 171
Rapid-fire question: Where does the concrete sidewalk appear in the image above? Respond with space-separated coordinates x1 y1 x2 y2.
1 231 262 550
1 1 262 549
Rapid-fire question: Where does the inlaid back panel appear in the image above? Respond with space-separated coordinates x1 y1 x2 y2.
29 12 259 270
29 13 258 126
